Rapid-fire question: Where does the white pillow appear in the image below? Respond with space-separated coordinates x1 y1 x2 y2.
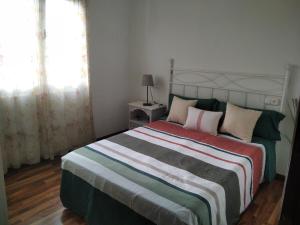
183 107 223 136
220 103 262 142
167 96 197 124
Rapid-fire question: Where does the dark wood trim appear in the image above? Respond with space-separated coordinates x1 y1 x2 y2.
280 101 300 225
96 129 128 142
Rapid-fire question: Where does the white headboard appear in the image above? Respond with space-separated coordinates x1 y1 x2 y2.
169 59 291 112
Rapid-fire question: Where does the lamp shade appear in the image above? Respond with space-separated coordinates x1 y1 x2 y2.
142 74 154 87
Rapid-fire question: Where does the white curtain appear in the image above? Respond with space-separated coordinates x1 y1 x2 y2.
0 0 94 174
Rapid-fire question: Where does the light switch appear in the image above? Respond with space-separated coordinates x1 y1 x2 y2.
265 96 281 106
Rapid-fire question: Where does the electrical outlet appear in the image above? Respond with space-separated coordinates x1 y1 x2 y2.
265 96 281 106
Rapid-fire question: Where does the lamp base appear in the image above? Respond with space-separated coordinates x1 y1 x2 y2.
143 103 153 106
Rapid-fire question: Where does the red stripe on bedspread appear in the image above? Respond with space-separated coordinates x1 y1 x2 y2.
134 128 249 206
147 121 263 195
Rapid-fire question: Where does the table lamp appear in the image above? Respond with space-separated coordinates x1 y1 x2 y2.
142 74 154 106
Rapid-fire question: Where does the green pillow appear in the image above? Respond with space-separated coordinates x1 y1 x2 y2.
168 94 218 111
214 101 285 141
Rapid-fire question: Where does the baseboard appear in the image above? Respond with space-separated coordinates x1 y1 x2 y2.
96 129 128 141
276 173 286 181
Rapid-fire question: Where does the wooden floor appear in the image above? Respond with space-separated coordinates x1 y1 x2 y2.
5 158 284 225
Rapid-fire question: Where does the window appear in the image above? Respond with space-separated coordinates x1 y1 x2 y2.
0 0 40 93
0 0 89 94
0 0 93 172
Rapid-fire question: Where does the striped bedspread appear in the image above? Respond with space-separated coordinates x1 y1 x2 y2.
61 120 265 225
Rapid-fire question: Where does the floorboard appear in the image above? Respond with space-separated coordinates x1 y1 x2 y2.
5 158 284 225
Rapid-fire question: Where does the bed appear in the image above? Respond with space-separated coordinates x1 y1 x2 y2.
60 59 291 225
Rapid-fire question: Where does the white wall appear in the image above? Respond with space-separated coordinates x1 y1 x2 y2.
128 0 300 175
87 0 130 138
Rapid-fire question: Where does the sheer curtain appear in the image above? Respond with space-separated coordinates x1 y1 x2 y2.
0 0 94 173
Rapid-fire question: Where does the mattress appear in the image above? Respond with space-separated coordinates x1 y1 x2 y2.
61 120 266 225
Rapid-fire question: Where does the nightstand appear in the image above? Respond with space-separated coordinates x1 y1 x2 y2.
128 101 166 129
